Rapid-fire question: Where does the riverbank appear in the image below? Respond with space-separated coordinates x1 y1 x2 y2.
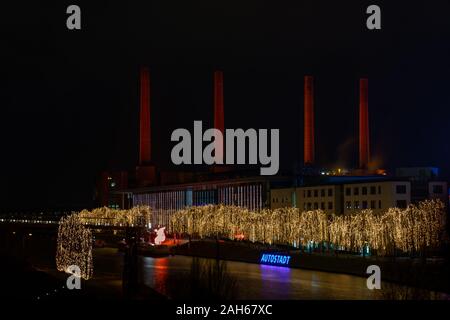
171 239 450 295
0 251 63 299
1 247 167 300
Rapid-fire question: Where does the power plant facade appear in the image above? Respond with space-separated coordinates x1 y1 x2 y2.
132 179 270 227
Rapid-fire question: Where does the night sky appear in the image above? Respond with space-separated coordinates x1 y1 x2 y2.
1 1 449 211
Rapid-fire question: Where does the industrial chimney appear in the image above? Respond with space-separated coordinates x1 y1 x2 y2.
139 66 151 165
304 75 315 165
359 78 370 170
136 67 156 186
214 70 224 163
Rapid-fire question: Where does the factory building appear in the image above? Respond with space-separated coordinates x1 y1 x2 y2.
99 69 448 229
117 176 291 228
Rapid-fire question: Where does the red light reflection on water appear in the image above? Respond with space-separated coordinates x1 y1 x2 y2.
152 257 169 295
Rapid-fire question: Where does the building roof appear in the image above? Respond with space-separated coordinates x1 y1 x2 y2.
112 175 293 195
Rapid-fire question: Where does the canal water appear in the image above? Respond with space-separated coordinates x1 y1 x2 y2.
139 255 380 300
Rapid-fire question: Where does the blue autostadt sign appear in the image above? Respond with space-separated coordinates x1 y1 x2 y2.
260 253 291 266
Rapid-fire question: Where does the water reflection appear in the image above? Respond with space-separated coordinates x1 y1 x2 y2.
140 255 380 300
152 257 169 295
259 264 292 299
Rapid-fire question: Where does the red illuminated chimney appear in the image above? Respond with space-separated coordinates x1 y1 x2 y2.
214 71 224 162
359 78 370 169
214 71 225 134
304 75 315 165
139 67 151 165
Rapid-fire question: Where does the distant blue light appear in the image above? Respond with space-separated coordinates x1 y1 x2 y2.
260 253 291 266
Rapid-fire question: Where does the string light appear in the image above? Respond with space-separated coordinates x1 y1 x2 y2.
56 200 446 280
170 200 446 256
56 214 93 280
56 206 152 280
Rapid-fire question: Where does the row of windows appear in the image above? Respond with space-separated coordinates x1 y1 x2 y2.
272 197 290 204
304 202 333 210
346 186 381 196
345 184 408 196
291 184 411 201
303 188 334 198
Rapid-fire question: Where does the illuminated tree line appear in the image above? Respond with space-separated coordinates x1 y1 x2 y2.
170 200 447 256
56 200 446 280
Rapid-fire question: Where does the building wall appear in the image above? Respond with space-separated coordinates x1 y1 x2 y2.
270 185 340 214
218 184 264 210
343 181 410 214
270 181 412 215
132 182 266 229
270 188 295 209
297 185 341 214
428 181 448 206
129 179 419 228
